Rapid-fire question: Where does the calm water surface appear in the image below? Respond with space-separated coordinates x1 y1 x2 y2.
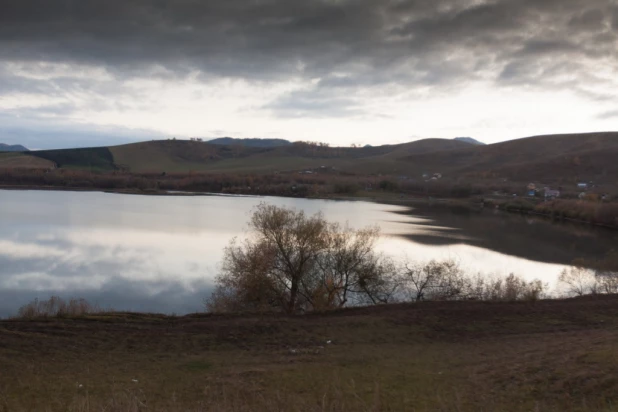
1 190 616 317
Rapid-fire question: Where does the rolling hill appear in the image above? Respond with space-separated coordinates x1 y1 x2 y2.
207 137 292 147
32 147 117 171
106 138 473 174
454 137 485 145
0 152 54 169
11 132 618 184
400 132 618 182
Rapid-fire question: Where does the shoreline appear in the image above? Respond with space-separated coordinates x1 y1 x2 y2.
1 183 616 230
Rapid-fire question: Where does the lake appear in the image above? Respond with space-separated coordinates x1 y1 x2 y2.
1 190 616 317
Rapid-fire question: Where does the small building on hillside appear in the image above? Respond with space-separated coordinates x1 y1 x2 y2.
544 188 561 199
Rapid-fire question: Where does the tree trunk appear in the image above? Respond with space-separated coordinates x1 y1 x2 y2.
288 278 299 313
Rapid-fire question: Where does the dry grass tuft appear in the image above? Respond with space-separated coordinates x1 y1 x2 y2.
15 296 104 319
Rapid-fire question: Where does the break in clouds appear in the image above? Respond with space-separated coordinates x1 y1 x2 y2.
1 0 617 147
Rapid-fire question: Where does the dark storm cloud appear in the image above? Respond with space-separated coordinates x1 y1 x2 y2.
569 8 606 31
1 0 616 118
0 0 614 79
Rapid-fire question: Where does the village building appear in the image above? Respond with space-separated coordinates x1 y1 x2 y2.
544 187 560 199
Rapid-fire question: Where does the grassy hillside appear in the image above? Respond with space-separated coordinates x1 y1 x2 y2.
2 296 618 411
8 132 618 186
108 138 473 174
400 132 618 182
109 140 311 173
0 152 54 169
109 133 618 182
31 147 117 171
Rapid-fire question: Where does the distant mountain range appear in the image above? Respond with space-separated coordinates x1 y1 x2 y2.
207 137 292 147
454 137 485 145
0 143 29 152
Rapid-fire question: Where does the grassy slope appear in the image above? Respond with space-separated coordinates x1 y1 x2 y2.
111 141 339 173
109 139 474 174
400 132 618 182
10 132 618 183
0 152 55 169
2 296 618 411
109 133 618 183
30 147 117 171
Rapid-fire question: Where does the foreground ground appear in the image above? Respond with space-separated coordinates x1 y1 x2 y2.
1 296 618 411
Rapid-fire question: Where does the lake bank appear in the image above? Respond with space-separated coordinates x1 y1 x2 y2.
2 295 618 411
2 182 616 230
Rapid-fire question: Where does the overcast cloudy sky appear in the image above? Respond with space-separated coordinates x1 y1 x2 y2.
1 0 617 149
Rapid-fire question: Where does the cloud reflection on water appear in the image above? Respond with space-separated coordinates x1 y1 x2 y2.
1 190 614 317
0 191 413 317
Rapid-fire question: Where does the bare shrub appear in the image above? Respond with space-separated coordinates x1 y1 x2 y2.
560 251 618 295
594 250 618 293
399 259 468 301
16 296 102 319
559 265 600 296
398 260 547 302
493 274 546 301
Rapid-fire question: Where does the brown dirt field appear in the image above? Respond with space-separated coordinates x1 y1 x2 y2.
2 296 618 411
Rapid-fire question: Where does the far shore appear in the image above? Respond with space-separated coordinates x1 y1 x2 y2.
2 183 617 230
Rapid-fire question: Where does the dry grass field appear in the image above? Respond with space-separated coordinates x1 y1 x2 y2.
2 296 618 411
0 153 54 169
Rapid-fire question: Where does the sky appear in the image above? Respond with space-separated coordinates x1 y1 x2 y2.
0 0 617 149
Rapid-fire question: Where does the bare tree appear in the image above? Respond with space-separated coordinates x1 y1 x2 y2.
594 251 618 294
559 265 599 297
400 259 469 301
561 252 618 296
207 203 396 314
314 224 399 307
